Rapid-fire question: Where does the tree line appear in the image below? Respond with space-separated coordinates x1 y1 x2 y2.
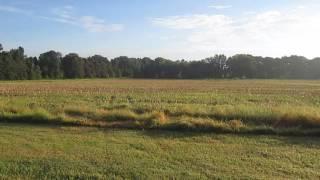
1 43 320 80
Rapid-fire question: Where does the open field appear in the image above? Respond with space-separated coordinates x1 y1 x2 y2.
1 79 320 178
0 79 320 135
0 124 319 179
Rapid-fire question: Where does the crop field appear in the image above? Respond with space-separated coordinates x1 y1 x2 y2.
0 79 320 178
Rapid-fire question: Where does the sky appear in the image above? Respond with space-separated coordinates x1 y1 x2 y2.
1 0 320 60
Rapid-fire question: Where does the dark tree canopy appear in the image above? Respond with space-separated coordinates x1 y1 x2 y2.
62 53 84 79
0 45 40 80
0 43 320 80
39 51 62 79
228 55 257 78
85 55 112 78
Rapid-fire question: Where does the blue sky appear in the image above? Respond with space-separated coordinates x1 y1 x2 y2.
1 0 320 59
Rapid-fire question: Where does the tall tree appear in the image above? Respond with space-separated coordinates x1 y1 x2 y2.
0 47 28 80
203 54 227 78
85 55 111 78
281 56 308 79
9 47 28 80
227 54 257 78
62 53 84 79
26 57 41 79
39 51 62 78
112 56 135 77
308 58 320 79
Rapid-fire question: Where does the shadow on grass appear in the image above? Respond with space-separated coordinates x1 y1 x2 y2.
0 111 82 128
138 129 320 150
1 122 320 149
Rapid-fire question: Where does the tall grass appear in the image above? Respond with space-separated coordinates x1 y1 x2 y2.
0 104 319 135
1 79 320 135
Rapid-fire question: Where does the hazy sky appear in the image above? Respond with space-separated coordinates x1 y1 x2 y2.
1 0 320 60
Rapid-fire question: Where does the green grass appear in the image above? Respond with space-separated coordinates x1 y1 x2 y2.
0 123 319 179
1 79 320 178
1 79 320 135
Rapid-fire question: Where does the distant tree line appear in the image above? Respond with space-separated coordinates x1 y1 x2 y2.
1 43 320 80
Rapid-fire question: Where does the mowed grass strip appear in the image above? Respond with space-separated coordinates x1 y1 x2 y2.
0 124 319 179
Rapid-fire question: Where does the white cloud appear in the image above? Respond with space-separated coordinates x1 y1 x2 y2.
39 15 76 25
48 6 124 32
151 7 320 59
152 15 232 29
209 5 232 10
0 5 123 33
52 6 74 19
0 5 32 15
80 16 123 32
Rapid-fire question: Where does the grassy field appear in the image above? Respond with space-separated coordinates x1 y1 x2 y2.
0 79 320 178
0 124 319 179
1 79 320 134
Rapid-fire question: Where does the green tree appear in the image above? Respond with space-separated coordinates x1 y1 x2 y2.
9 47 28 80
204 54 227 78
39 51 62 78
85 55 111 78
227 54 257 78
26 57 41 79
62 53 84 79
308 58 320 79
0 47 28 80
281 56 308 79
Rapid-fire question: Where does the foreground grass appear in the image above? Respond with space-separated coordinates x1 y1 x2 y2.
0 123 319 179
